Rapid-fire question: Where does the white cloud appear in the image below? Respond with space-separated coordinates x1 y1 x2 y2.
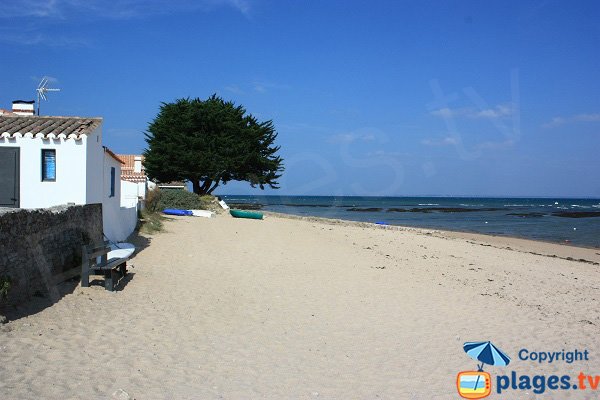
224 84 244 94
541 117 566 128
278 122 329 133
542 112 600 128
365 149 412 159
225 0 251 16
421 136 458 146
473 104 512 118
430 107 460 118
474 139 515 150
430 104 513 119
252 80 290 93
0 1 253 48
573 113 600 122
0 0 252 20
0 31 89 47
328 133 376 144
0 0 62 18
31 75 59 84
223 80 289 95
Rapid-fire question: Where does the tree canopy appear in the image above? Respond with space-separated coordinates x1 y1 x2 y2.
143 95 284 195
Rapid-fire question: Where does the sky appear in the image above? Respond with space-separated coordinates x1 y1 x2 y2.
1 0 599 198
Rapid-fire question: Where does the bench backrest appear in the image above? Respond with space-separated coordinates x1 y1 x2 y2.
82 241 111 267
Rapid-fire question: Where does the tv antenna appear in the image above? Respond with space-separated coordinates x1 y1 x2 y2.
36 76 61 115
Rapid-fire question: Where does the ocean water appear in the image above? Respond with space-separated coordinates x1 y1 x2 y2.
221 195 600 248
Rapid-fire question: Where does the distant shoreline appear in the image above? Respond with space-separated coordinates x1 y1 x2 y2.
220 194 600 200
221 195 600 248
263 211 600 261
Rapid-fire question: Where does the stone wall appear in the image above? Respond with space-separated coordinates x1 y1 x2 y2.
0 204 103 306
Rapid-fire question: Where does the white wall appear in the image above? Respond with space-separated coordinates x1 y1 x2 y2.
85 127 104 204
0 123 137 242
102 152 137 242
137 181 147 200
121 180 141 208
0 133 89 208
104 204 137 242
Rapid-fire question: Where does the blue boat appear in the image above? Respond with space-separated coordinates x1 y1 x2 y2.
163 209 193 216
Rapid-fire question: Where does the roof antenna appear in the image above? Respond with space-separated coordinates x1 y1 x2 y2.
36 76 61 116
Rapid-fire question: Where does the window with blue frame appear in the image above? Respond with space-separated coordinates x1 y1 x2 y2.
110 167 115 197
41 149 56 181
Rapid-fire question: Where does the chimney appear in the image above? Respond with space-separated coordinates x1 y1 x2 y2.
12 100 35 116
134 156 142 173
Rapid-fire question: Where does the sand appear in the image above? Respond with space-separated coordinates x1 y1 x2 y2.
1 214 599 399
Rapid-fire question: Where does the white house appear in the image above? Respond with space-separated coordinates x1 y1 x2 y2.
117 154 152 208
0 104 137 242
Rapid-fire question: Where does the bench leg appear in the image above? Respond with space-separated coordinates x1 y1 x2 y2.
119 262 127 277
81 251 90 288
81 268 90 287
81 263 90 287
105 270 117 291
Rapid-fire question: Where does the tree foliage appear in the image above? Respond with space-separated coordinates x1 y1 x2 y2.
143 95 284 195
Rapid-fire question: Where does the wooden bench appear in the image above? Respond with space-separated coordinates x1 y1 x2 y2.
81 241 129 291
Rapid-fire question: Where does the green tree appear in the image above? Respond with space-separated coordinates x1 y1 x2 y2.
143 95 284 195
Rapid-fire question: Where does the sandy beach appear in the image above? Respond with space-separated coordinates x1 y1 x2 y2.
1 214 599 399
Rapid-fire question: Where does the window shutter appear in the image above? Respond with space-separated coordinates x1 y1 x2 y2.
42 149 56 181
110 167 115 197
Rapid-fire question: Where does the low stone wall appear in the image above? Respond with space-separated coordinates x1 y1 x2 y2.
0 204 103 306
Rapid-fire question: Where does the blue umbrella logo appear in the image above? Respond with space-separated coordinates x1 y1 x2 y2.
462 341 511 395
463 341 511 371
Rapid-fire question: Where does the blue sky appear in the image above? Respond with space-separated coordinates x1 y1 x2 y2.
1 0 599 197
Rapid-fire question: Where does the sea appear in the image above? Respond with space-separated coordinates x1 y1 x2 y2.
220 195 600 248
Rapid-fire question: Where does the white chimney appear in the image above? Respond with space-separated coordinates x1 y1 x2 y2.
134 156 142 173
12 100 35 116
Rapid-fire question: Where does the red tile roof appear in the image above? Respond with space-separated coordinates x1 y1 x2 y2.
117 154 148 183
0 115 102 139
104 147 125 165
158 181 186 187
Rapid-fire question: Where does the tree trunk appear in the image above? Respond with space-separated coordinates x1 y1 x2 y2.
192 180 201 194
206 181 220 195
191 179 216 195
198 180 212 195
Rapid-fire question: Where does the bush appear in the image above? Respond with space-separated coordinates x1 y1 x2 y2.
155 189 205 210
139 209 166 234
0 276 11 301
145 187 162 212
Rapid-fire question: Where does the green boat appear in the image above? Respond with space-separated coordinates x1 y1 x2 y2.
230 209 264 220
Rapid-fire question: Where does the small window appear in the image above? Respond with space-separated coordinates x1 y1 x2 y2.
110 167 115 197
41 149 56 181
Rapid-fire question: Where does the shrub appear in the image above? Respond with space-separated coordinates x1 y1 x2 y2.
0 276 11 301
155 189 205 210
139 209 166 234
145 187 162 212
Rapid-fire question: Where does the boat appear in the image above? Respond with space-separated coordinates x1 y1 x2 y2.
108 242 135 259
230 209 264 220
163 209 193 216
218 199 230 210
190 210 215 218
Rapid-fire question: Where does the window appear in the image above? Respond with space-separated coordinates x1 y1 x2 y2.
41 149 56 181
110 167 115 197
